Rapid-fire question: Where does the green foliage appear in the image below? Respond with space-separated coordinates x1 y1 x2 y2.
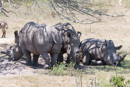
122 0 130 7
49 62 67 75
110 74 130 87
49 62 84 76
49 62 76 76
0 13 4 16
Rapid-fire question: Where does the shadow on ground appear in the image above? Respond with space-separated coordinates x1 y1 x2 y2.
0 44 130 76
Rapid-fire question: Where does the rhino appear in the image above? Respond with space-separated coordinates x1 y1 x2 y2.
54 22 82 64
7 22 81 69
80 38 127 66
5 45 23 61
0 20 8 38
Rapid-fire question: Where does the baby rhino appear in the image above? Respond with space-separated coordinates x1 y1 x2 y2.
80 38 127 66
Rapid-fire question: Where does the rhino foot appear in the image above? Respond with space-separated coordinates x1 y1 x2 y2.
26 62 32 66
44 64 50 69
90 60 106 66
11 58 19 61
32 63 39 67
90 60 97 66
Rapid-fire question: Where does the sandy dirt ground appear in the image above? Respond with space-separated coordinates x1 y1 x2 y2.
0 44 47 77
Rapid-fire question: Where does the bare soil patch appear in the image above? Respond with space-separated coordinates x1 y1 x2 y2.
0 44 47 77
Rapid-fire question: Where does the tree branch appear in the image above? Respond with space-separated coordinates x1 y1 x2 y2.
0 0 16 17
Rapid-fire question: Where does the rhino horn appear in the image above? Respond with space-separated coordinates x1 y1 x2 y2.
117 53 121 56
115 45 122 50
119 53 127 62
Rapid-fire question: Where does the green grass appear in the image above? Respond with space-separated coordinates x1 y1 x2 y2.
123 0 130 7
47 54 130 86
49 62 78 76
110 75 130 87
0 13 4 16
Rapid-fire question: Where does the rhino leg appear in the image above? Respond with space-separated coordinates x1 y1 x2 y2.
90 60 106 66
90 60 97 65
83 53 90 65
66 54 71 64
51 44 62 67
21 48 32 66
57 51 64 63
32 55 39 67
41 53 51 69
51 53 59 67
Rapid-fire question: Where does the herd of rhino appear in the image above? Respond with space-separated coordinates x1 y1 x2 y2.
3 22 127 69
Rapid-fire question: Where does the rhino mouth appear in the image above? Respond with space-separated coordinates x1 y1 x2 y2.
11 58 16 61
113 62 117 66
74 52 82 60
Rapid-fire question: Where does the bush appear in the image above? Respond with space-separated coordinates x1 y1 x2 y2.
110 74 130 87
49 62 80 76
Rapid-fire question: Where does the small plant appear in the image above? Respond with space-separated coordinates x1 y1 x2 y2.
49 62 67 75
49 62 76 76
110 74 130 87
0 13 4 16
90 77 100 87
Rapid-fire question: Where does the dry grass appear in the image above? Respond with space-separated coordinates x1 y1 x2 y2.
0 1 130 87
0 75 75 87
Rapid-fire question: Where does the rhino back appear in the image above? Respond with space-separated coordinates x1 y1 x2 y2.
54 22 76 36
80 38 106 60
34 26 62 54
19 22 57 55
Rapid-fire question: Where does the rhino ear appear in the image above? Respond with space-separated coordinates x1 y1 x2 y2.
54 22 63 30
104 39 108 46
77 31 81 37
63 25 67 30
14 30 19 44
63 22 71 30
115 45 122 50
14 30 18 37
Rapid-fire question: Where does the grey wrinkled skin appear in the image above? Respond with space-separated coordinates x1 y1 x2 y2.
54 22 82 65
6 45 23 61
9 22 80 69
80 38 127 66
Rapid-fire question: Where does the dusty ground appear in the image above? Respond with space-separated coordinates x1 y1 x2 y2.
0 1 130 87
0 43 49 77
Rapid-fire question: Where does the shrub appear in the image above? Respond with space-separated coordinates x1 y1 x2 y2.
49 62 76 76
110 74 130 87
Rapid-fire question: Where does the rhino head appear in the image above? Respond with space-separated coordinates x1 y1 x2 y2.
62 23 82 64
7 30 23 61
103 40 126 66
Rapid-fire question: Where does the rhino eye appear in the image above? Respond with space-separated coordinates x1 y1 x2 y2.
110 55 113 59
